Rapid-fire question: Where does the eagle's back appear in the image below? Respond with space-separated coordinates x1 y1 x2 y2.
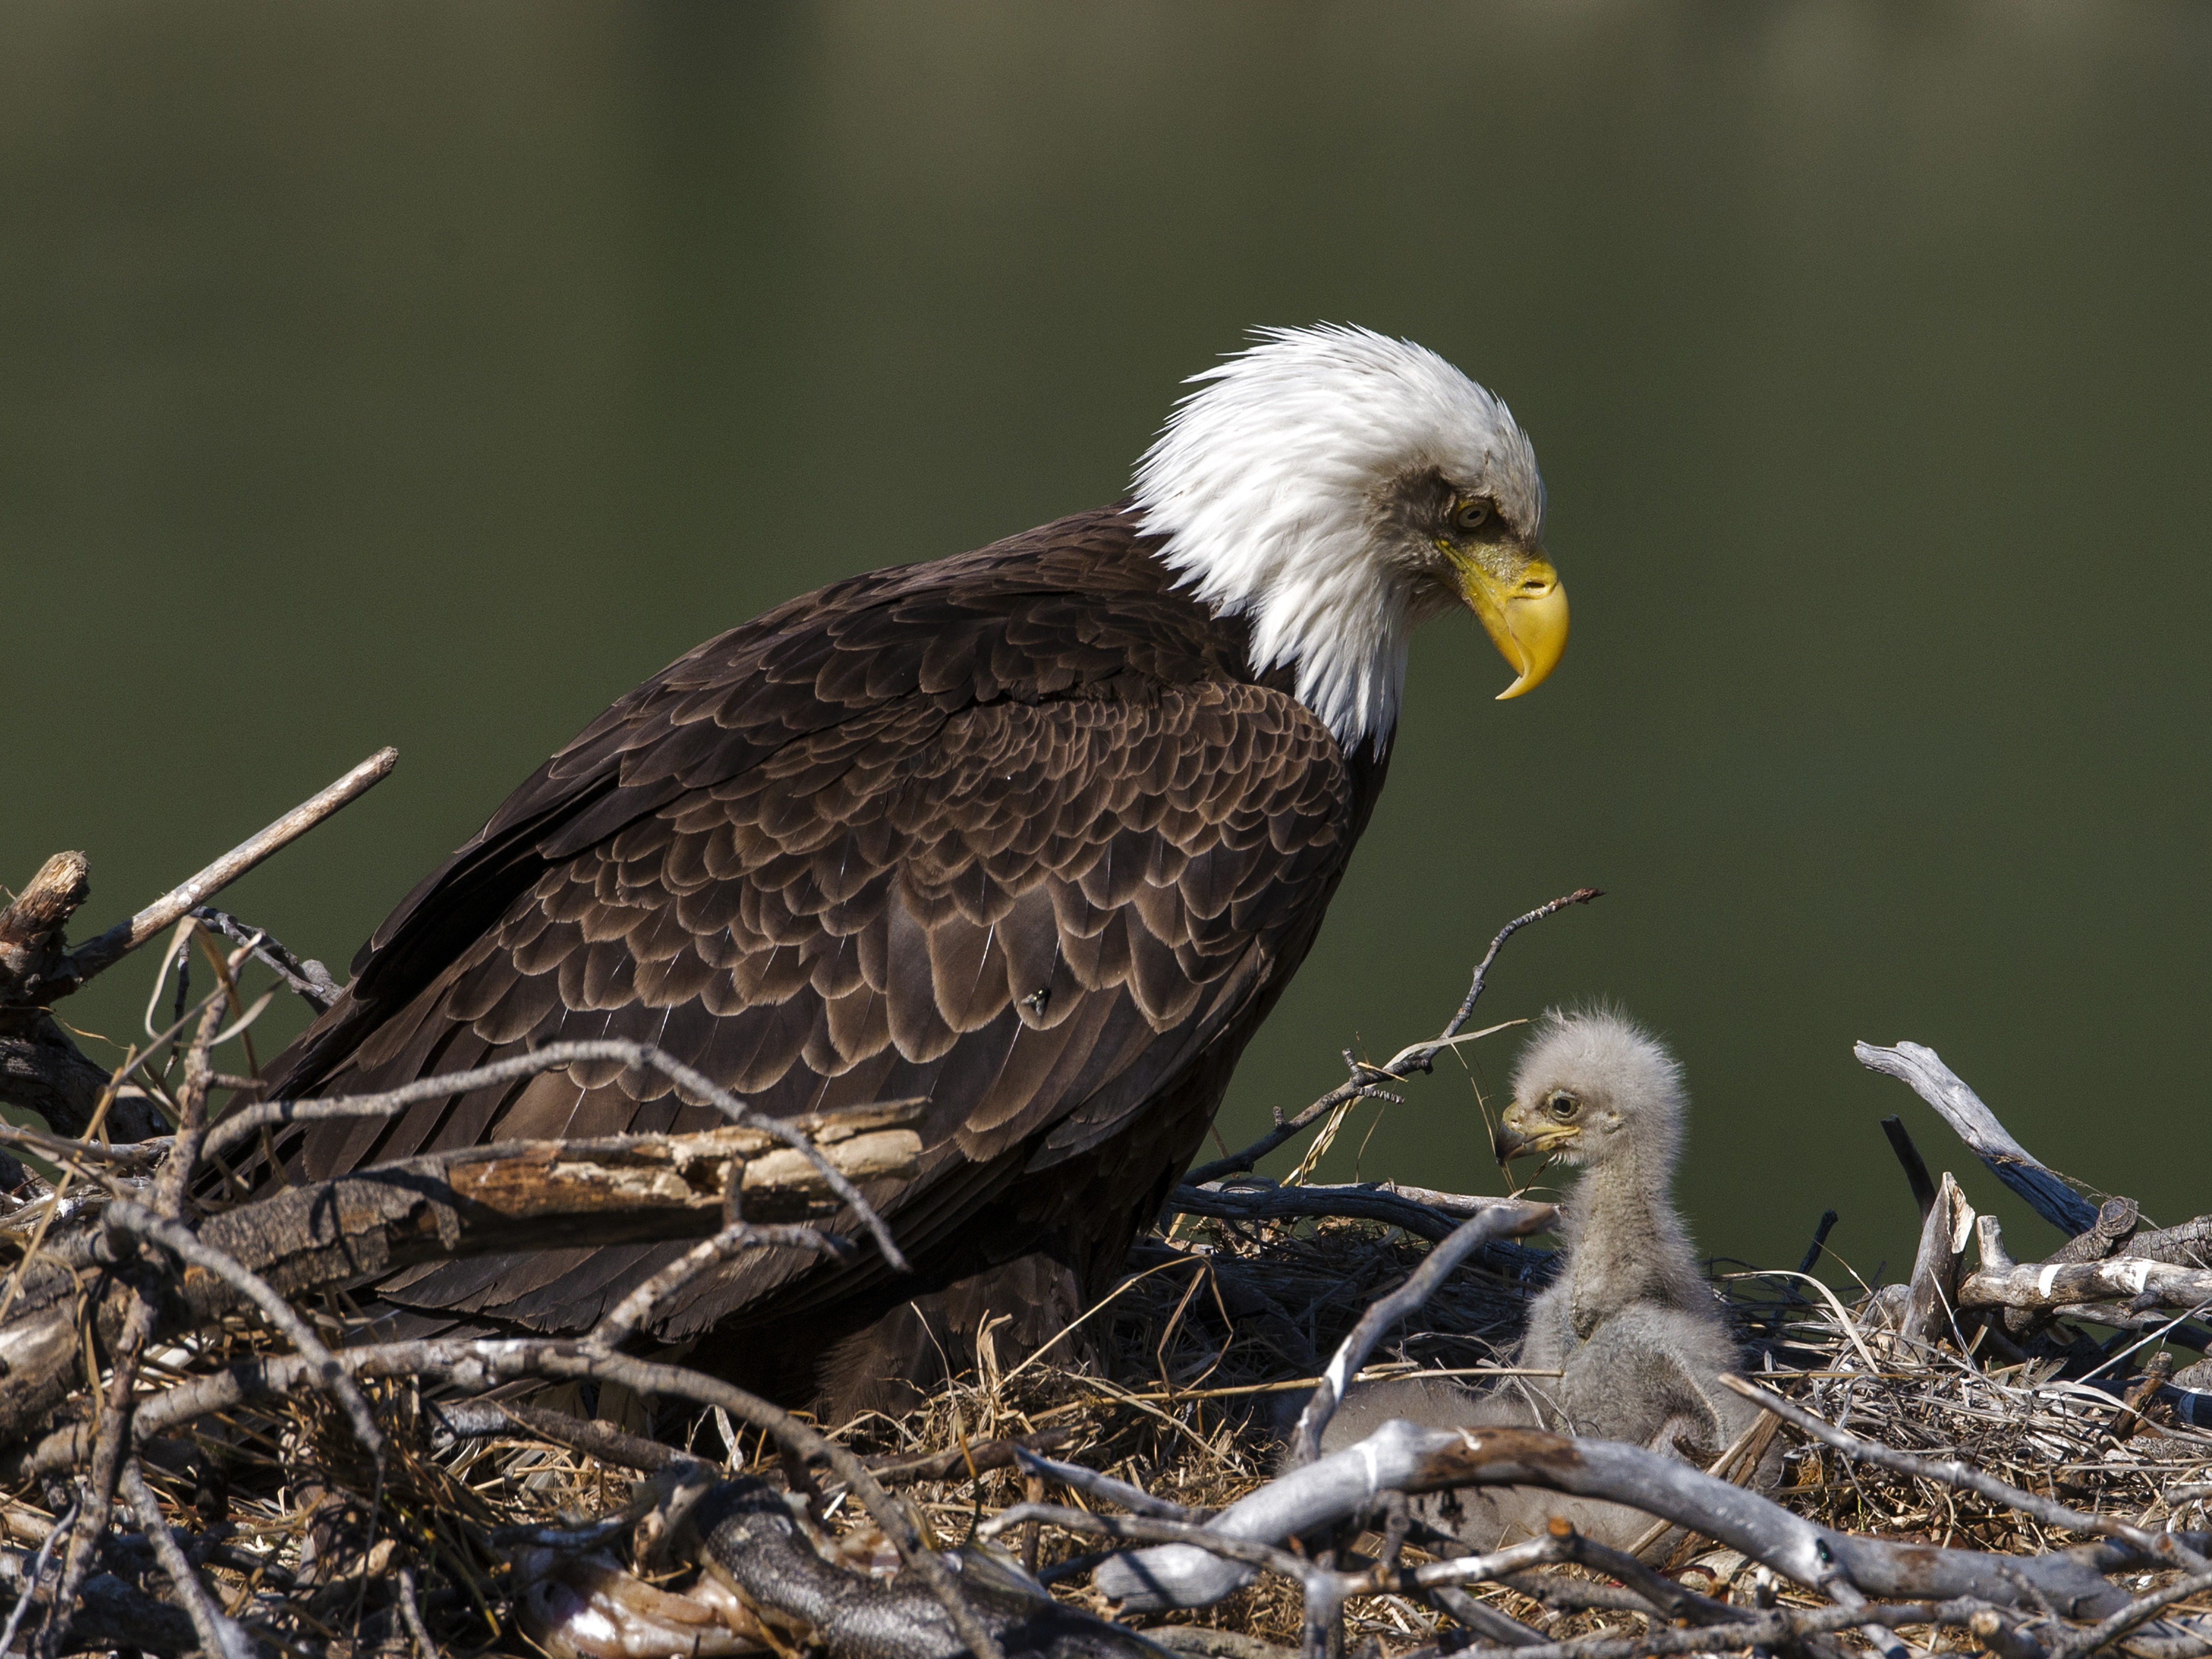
259 506 1388 1359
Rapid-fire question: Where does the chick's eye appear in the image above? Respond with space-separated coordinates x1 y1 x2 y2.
1546 1092 1578 1121
1455 501 1490 532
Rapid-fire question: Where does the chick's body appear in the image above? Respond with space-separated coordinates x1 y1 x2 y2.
1315 1010 1767 1552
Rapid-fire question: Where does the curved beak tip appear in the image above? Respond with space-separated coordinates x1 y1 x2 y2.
1467 558 1569 702
1494 582 1568 700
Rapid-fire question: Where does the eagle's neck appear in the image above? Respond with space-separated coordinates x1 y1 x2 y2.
1153 524 1418 754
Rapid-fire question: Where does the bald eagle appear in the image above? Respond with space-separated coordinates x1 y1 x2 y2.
260 325 1569 1418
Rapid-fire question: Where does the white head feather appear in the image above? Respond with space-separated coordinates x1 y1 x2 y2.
1132 325 1546 751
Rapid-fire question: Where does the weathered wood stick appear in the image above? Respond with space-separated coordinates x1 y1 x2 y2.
1960 1248 2212 1315
1853 1041 2097 1234
0 1111 919 1445
0 853 91 987
62 748 398 987
1900 1170 1974 1347
1093 1419 2196 1617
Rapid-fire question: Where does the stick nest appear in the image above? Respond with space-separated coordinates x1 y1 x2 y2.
10 1208 2205 1658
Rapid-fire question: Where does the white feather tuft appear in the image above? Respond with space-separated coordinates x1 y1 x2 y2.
1131 324 1544 750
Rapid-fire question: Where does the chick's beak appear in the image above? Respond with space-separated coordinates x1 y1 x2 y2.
1462 553 1569 700
1493 1102 1577 1165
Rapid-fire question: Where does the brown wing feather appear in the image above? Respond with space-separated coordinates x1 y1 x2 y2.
263 507 1386 1340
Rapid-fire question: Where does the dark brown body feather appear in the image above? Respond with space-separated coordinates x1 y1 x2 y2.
262 506 1389 1413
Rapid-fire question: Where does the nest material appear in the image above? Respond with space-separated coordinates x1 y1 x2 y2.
12 1208 2206 1659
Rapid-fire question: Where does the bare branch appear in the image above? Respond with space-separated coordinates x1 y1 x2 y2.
0 1111 917 1447
1094 1418 2199 1616
103 1199 382 1458
1854 1041 2098 1235
0 1499 74 1659
205 1038 916 1272
1013 1446 1203 1520
1961 1217 2212 1317
119 1460 254 1659
1187 889 1599 1187
1168 1179 1526 1244
186 906 341 1012
1718 1373 2209 1570
63 748 398 990
587 1220 855 1349
19 1336 1006 1659
1287 1200 1556 1464
2052 1570 2212 1659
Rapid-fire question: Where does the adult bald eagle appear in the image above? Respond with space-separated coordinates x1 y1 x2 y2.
262 325 1568 1417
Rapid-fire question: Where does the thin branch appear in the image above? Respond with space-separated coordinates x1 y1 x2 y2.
1438 889 1605 1050
102 1199 382 1459
587 1220 854 1349
1719 1373 2208 1570
1398 1596 2046 1659
2051 1570 2212 1659
187 906 341 1012
0 1498 74 1659
62 748 398 989
1288 1200 1556 1464
1167 1180 1525 1245
1185 889 1599 1187
119 1459 254 1659
1012 1447 1203 1520
395 1566 436 1659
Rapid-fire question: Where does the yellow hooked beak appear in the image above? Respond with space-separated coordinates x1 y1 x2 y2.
1462 554 1569 700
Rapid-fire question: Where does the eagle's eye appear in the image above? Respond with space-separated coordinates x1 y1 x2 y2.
1546 1091 1579 1122
1455 500 1491 532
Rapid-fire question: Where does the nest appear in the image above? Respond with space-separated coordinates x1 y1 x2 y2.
9 1202 2204 1659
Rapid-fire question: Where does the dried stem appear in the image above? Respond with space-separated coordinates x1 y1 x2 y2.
1186 889 1600 1187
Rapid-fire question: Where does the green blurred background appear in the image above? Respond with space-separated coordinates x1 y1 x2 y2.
4 2 2208 1287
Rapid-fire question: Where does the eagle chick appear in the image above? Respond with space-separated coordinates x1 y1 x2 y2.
1315 1009 1765 1550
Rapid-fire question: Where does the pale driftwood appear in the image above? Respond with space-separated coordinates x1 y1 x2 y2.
991 1501 1568 1659
1961 1216 2212 1317
1092 1419 2202 1617
1853 1041 2098 1234
1899 1170 1975 1347
1285 1200 1556 1465
0 1111 917 1446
